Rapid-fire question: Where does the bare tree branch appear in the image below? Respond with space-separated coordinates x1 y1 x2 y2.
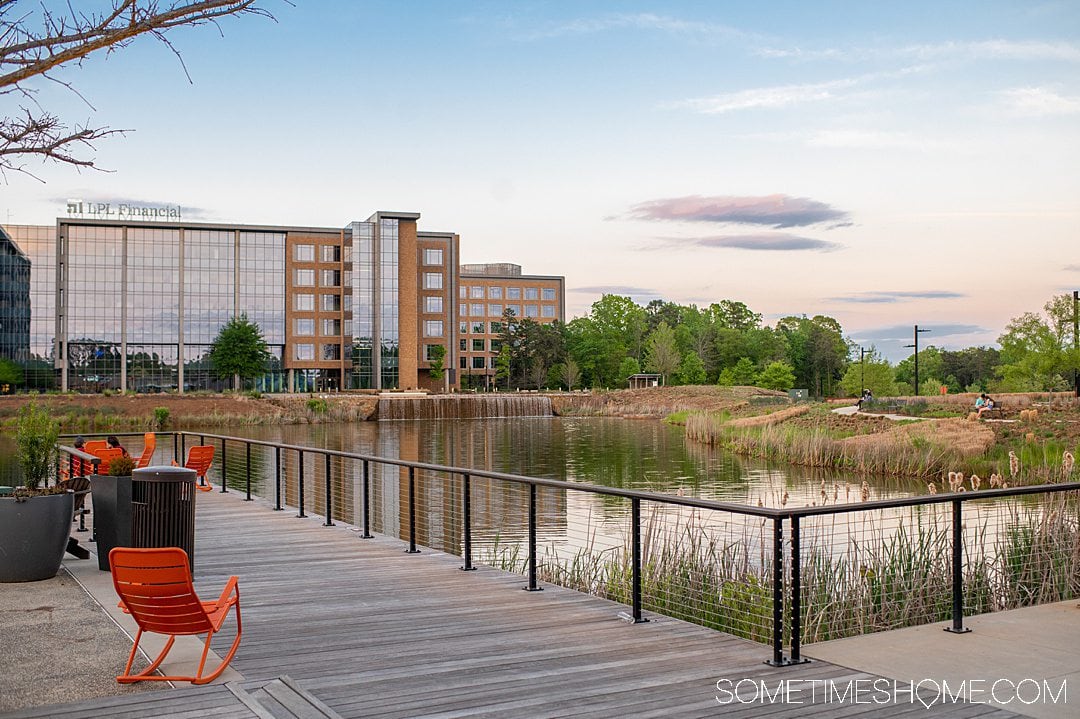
0 1 274 176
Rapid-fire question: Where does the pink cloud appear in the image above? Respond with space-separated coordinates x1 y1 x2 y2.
626 194 849 228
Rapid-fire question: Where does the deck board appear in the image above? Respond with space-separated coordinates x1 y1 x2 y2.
2 489 1023 719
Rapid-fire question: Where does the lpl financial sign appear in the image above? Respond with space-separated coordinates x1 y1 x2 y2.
66 199 182 220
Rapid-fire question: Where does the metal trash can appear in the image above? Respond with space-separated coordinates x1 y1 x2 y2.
129 466 197 571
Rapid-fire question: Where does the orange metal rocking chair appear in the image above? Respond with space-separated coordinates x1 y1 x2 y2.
109 547 242 685
135 432 157 468
174 445 216 492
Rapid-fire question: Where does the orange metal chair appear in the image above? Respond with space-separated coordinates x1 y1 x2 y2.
90 447 124 475
136 432 157 468
109 547 242 685
185 445 215 492
84 439 109 454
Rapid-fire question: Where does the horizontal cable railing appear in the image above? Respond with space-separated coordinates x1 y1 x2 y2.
57 430 1080 666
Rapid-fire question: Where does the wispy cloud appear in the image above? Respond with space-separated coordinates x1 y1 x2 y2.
570 285 660 296
654 233 841 252
755 39 1080 64
1064 264 1080 272
1000 86 1080 116
518 13 749 41
626 194 849 228
852 324 989 342
672 78 858 114
828 290 966 304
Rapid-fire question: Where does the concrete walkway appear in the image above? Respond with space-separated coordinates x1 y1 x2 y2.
832 404 920 421
807 601 1080 719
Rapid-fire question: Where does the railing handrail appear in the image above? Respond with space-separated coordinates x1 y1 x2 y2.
178 430 1080 519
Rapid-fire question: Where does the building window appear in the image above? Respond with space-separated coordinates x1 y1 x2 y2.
471 321 484 334
542 305 556 318
459 303 467 316
322 344 341 360
321 294 341 311
525 305 539 318
542 288 556 300
343 295 352 312
424 248 443 265
506 304 520 317
423 272 443 290
322 245 341 263
488 286 503 299
470 286 484 299
343 319 352 337
489 321 505 335
424 296 443 313
459 338 467 351
472 339 485 352
295 318 315 336
424 344 444 361
294 294 315 311
295 343 314 360
460 286 467 298
459 321 468 334
322 319 341 336
460 356 467 369
525 287 539 300
488 304 503 317
490 338 503 354
507 287 521 300
424 320 444 337
295 269 315 287
294 244 315 262
470 303 484 316
472 356 485 369
321 270 341 287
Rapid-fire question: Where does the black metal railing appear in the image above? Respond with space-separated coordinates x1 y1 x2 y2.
59 430 1080 665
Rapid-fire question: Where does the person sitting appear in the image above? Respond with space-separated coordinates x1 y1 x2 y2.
856 388 873 410
106 435 130 457
976 394 996 417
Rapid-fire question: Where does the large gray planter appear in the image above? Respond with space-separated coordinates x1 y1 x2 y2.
0 492 74 582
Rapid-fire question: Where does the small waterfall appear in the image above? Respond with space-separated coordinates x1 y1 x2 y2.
376 395 554 421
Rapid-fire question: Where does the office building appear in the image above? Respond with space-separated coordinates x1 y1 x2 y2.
1 209 563 393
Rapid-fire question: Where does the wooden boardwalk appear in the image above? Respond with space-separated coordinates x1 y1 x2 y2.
3 489 1021 719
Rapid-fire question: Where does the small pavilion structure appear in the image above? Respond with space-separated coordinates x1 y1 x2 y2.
627 373 661 389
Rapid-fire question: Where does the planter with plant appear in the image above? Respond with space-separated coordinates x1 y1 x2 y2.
0 402 74 582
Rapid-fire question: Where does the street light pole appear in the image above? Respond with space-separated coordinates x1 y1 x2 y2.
913 325 931 396
860 346 866 395
1073 290 1078 398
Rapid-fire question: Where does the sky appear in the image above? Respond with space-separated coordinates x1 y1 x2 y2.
3 1 1079 362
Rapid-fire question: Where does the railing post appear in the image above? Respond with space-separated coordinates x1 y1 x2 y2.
945 499 971 634
360 459 373 538
405 466 420 553
323 453 334 527
765 516 787 666
789 515 808 663
273 446 282 511
297 450 306 518
461 473 475 570
244 442 252 501
219 439 228 493
630 496 647 622
524 483 542 591
173 432 179 464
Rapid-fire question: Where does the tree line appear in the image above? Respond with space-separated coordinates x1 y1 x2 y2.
493 292 1080 397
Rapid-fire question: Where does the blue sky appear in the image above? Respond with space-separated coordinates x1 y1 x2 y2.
4 1 1079 361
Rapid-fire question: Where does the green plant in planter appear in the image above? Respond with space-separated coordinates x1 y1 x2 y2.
108 455 136 477
15 402 60 492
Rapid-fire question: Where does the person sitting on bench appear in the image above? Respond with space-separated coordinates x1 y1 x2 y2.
976 394 996 417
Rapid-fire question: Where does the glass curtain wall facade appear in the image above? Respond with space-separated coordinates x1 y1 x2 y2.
56 223 286 392
0 228 31 369
2 225 56 389
347 217 400 389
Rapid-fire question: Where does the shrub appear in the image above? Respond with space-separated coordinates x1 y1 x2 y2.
306 397 329 414
15 402 59 490
153 406 170 430
108 455 136 476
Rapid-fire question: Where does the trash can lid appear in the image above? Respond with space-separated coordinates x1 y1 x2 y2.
133 466 197 481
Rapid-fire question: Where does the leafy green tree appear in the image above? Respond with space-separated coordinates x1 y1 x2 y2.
677 351 707 385
643 321 680 385
208 313 271 391
895 345 945 389
756 361 797 391
940 347 999 391
719 357 758 386
617 356 640 386
838 351 898 397
995 294 1078 391
427 344 446 384
494 345 511 389
562 358 581 390
0 358 24 389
